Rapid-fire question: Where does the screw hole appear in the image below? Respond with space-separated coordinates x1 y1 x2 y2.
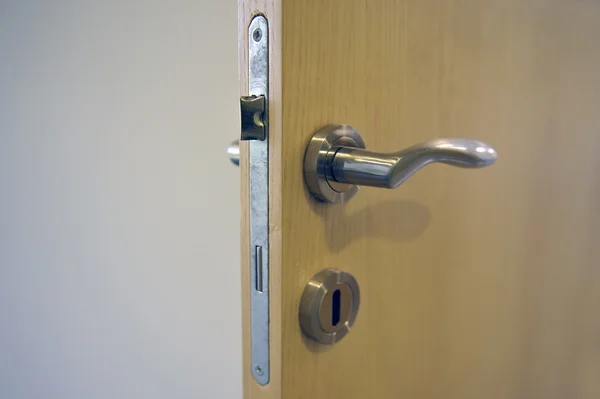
253 28 262 42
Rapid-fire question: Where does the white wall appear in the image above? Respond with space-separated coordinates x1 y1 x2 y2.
0 1 241 398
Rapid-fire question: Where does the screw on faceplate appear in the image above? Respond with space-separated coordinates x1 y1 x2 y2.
255 366 264 376
253 28 262 42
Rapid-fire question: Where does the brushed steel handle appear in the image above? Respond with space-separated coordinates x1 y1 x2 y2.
304 125 498 203
227 140 240 166
332 138 497 188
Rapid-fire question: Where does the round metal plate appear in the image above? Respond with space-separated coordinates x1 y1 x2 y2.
303 125 366 204
298 268 360 345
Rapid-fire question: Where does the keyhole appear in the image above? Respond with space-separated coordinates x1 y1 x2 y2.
331 289 341 327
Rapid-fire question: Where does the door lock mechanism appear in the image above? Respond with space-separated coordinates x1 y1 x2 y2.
240 95 266 141
299 269 360 345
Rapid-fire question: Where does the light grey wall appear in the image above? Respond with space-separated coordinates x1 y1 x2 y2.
0 1 241 398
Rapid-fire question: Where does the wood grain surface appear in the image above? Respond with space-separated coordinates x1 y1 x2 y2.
240 0 600 398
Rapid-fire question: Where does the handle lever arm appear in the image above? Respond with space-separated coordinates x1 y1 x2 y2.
331 139 498 189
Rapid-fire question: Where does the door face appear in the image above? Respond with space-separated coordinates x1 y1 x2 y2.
238 1 600 398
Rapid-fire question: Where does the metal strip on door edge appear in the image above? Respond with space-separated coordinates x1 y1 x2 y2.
248 14 270 386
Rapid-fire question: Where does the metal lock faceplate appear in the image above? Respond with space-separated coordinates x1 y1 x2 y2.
245 14 270 386
299 269 360 345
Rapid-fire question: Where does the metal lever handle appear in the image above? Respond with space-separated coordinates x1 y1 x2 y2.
332 138 497 189
304 125 498 203
227 140 240 166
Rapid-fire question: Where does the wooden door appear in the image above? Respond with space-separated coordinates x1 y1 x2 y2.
238 1 600 398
